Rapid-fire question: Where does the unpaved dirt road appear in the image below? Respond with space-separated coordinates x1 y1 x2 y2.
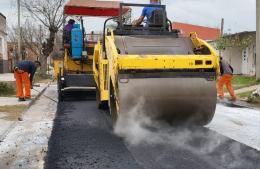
44 91 260 169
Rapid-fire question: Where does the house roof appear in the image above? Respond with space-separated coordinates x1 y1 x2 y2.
64 0 128 17
0 13 6 19
223 31 256 38
172 22 220 41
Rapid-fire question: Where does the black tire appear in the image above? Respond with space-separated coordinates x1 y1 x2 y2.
57 73 63 102
96 88 108 110
109 80 118 124
58 90 63 102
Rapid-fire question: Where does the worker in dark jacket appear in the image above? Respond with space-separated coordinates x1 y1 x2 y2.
14 60 41 101
217 57 237 102
64 19 75 44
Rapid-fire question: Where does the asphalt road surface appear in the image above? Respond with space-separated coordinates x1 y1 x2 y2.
44 91 260 169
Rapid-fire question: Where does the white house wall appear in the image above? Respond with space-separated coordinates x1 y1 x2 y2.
0 14 8 73
222 47 243 74
220 36 256 76
247 42 256 75
0 35 8 60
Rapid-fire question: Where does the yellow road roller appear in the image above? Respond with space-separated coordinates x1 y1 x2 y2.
94 3 220 125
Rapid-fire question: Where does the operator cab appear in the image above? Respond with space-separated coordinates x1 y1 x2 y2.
148 9 164 27
112 3 179 36
103 3 212 56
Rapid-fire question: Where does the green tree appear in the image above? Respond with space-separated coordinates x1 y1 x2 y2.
215 33 254 50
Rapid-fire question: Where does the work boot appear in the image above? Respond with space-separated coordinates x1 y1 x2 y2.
25 97 32 100
218 95 224 100
231 97 237 102
18 98 26 102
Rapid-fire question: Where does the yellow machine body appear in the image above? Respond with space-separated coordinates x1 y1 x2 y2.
94 31 220 125
57 40 97 101
94 32 220 102
53 59 63 79
63 49 93 73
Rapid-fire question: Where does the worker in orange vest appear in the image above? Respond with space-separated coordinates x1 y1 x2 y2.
14 60 41 101
217 57 237 102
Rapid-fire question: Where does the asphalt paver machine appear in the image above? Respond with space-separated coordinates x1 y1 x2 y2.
94 3 220 125
57 0 126 101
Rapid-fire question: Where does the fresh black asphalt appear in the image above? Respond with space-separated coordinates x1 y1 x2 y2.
44 91 260 169
44 91 140 169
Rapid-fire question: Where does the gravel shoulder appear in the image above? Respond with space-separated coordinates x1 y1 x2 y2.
0 85 57 169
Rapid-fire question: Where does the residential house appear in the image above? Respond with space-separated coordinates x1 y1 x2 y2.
172 22 256 75
172 22 220 41
0 13 8 73
218 31 256 75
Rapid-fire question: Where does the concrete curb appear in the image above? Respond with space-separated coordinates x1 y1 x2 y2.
0 83 50 142
218 98 260 110
23 83 50 116
238 101 260 110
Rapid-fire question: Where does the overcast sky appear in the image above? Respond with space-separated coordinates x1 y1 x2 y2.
0 0 256 33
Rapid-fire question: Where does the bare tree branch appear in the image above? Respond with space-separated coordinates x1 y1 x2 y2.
20 0 65 72
8 21 47 61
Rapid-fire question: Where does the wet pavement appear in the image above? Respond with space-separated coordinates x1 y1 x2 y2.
44 91 260 169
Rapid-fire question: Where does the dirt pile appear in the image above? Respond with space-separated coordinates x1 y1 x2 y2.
248 89 260 103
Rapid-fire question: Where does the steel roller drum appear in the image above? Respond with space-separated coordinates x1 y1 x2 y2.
118 77 217 125
115 35 217 125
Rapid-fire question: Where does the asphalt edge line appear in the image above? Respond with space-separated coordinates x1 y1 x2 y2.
0 82 50 143
217 98 260 110
26 83 50 113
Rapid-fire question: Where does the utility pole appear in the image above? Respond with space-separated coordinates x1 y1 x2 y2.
220 18 224 37
257 0 260 79
17 0 21 61
219 18 224 57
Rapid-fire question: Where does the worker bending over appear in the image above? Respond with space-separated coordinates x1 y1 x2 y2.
217 57 237 102
14 60 41 101
132 0 161 27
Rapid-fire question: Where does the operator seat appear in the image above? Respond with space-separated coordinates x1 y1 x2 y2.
148 9 164 27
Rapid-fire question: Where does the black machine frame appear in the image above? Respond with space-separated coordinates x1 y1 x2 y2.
118 3 167 30
102 3 179 52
